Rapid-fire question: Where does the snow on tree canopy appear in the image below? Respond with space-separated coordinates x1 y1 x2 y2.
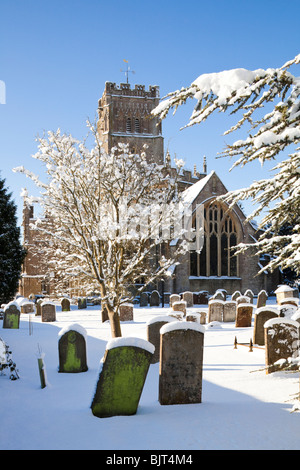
106 336 155 355
160 320 205 335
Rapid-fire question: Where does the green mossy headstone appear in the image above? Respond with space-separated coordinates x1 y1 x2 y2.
3 302 20 329
58 325 88 373
91 338 154 418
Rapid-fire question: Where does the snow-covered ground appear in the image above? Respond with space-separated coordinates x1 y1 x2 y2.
1 297 300 451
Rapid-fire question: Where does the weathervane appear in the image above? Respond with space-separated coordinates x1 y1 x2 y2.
120 59 135 84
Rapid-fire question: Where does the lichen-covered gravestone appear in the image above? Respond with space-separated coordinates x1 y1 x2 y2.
91 337 154 418
146 315 176 363
77 297 87 309
58 324 88 373
61 297 70 312
3 301 20 329
159 321 205 405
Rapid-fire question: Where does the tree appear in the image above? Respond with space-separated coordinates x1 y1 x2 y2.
0 176 26 304
14 122 190 337
153 53 300 276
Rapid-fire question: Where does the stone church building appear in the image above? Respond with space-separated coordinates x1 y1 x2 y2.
19 81 280 299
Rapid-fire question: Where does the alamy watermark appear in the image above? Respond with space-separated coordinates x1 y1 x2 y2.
0 80 6 104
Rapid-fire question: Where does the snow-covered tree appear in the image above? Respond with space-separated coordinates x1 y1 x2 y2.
14 122 190 337
0 176 26 304
153 53 300 276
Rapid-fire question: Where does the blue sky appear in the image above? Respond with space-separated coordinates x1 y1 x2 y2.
1 0 300 225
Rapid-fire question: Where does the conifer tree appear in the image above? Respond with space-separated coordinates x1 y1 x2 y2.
0 176 26 303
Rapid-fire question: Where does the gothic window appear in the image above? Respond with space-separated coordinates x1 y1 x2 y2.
126 118 132 132
190 201 239 277
134 118 140 133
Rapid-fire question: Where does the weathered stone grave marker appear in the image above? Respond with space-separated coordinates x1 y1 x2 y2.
208 299 224 323
182 291 194 307
235 303 253 327
150 290 160 307
3 301 20 329
41 301 56 322
58 324 88 373
91 337 154 418
257 290 268 308
61 297 70 312
253 307 278 346
264 318 299 373
159 321 205 405
119 303 133 321
223 301 237 322
146 315 176 363
139 292 148 307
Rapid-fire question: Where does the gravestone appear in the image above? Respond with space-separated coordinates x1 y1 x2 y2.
77 297 87 309
172 301 187 316
58 324 88 373
35 298 43 316
213 290 226 301
244 289 254 304
231 291 241 302
236 295 250 305
235 303 253 327
182 291 194 307
146 315 176 363
119 303 133 321
208 300 224 323
253 307 278 346
264 318 300 373
150 290 160 307
257 290 268 308
3 302 20 329
280 298 299 308
21 301 35 313
274 285 294 304
223 301 237 322
139 292 148 307
91 337 154 418
61 298 70 312
159 321 205 405
193 291 209 305
279 304 298 319
197 311 207 324
186 312 201 323
41 302 56 322
169 294 180 307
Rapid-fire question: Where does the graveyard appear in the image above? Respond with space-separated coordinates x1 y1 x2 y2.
1 289 300 450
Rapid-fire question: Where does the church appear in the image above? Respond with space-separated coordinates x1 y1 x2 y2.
19 80 280 299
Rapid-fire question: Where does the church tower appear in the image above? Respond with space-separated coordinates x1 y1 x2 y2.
97 82 164 164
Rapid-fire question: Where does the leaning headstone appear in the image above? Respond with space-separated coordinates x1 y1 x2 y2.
257 290 268 309
91 337 154 418
169 294 180 307
146 315 176 363
223 301 237 322
264 318 300 373
253 307 278 346
3 302 20 329
58 324 88 373
150 290 160 307
77 297 87 309
61 297 70 312
119 303 133 321
231 291 241 302
235 303 253 327
159 321 205 405
172 301 187 317
41 301 56 322
182 291 194 307
208 300 224 323
139 292 148 307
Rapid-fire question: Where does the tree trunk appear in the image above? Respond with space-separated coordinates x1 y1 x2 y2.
107 305 122 338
